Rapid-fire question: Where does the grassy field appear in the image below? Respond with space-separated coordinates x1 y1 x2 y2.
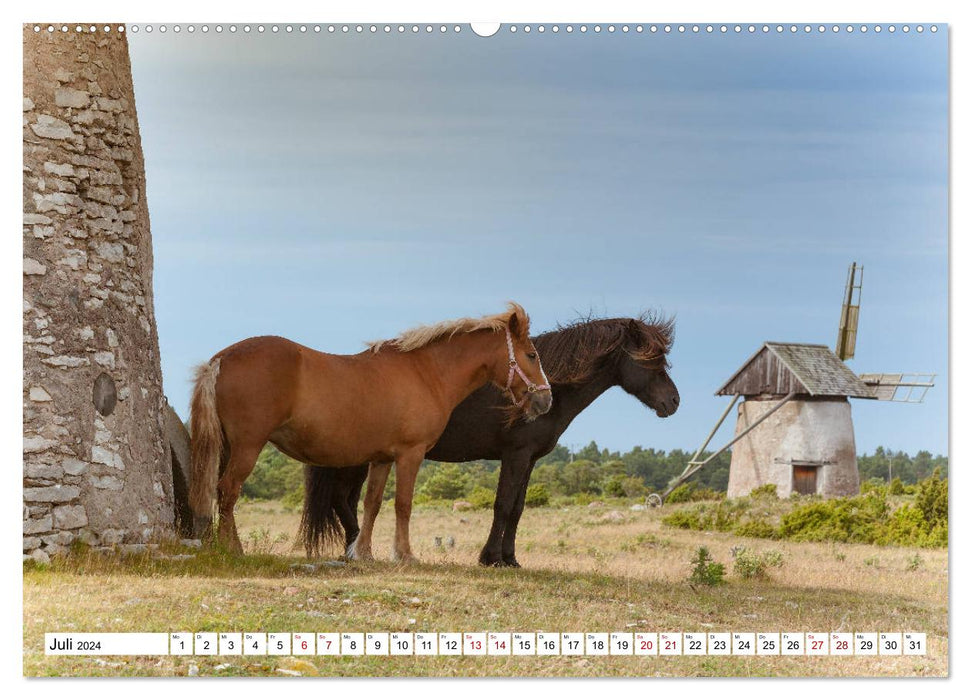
23 498 948 677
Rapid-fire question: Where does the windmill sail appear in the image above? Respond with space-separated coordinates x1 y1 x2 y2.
835 262 863 361
859 373 936 403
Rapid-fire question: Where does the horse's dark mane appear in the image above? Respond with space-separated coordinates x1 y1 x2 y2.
533 313 675 385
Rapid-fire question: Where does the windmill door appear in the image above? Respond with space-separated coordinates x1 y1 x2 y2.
792 464 819 495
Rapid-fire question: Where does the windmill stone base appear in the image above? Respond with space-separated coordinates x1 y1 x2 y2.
727 397 860 499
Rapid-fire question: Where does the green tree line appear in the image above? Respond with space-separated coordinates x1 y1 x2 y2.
241 441 947 505
857 446 948 483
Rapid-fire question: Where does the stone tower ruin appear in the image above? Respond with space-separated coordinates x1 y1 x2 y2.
23 25 175 561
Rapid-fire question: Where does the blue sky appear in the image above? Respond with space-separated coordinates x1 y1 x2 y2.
127 26 948 456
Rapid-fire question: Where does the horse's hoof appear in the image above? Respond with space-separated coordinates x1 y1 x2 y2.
501 558 521 568
193 516 213 540
396 554 419 565
346 537 374 561
478 553 502 567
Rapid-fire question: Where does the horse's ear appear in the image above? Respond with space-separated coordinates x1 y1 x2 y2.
508 310 528 339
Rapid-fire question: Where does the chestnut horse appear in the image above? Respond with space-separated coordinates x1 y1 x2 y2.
189 302 552 560
301 315 678 566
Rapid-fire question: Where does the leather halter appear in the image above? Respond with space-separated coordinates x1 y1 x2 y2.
504 327 551 407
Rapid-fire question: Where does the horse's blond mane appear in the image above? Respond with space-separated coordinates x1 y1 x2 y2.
368 302 528 353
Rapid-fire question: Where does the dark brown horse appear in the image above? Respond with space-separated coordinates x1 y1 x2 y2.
302 315 678 565
189 302 552 560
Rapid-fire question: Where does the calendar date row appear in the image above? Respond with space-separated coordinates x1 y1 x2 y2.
46 632 927 657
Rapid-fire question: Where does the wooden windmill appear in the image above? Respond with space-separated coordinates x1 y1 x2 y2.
661 263 935 502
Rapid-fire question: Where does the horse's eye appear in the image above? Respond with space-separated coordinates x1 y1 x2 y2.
526 352 537 360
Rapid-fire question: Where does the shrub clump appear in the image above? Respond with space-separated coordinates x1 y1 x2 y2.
749 483 778 500
662 499 754 534
778 473 947 548
419 464 471 501
466 487 495 509
603 475 648 498
662 473 947 549
732 546 785 579
524 483 550 507
665 483 695 504
916 469 948 527
777 491 889 543
280 486 304 512
860 478 888 496
666 482 725 504
688 546 725 586
879 470 947 547
662 509 705 530
733 518 777 539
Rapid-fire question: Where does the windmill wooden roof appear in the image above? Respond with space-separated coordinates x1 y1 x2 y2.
715 342 876 398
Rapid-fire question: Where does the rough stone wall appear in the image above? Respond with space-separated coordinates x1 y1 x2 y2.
726 398 860 498
23 25 174 562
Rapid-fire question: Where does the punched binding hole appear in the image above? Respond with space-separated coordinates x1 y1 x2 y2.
470 23 500 37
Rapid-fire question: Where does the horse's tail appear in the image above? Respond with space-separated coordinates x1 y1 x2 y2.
300 465 358 558
189 358 223 523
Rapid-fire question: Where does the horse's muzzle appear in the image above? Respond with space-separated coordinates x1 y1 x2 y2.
654 394 680 418
525 389 553 418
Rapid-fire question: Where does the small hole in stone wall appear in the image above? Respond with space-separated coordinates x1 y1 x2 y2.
93 372 117 417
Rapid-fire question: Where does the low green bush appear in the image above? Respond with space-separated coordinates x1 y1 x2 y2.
603 475 648 498
879 503 948 547
733 518 777 539
733 549 765 579
916 469 948 530
665 483 696 504
419 464 471 500
779 478 947 547
467 487 495 509
663 474 946 549
749 484 778 500
662 499 750 533
860 478 887 496
732 547 785 579
688 546 725 586
666 482 724 504
280 487 303 512
778 491 888 543
662 509 704 530
525 483 550 507
603 475 626 498
569 492 599 506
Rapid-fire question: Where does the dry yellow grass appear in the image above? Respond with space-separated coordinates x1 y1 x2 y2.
23 499 947 677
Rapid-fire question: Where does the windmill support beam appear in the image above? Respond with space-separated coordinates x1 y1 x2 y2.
686 394 740 466
663 391 797 500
